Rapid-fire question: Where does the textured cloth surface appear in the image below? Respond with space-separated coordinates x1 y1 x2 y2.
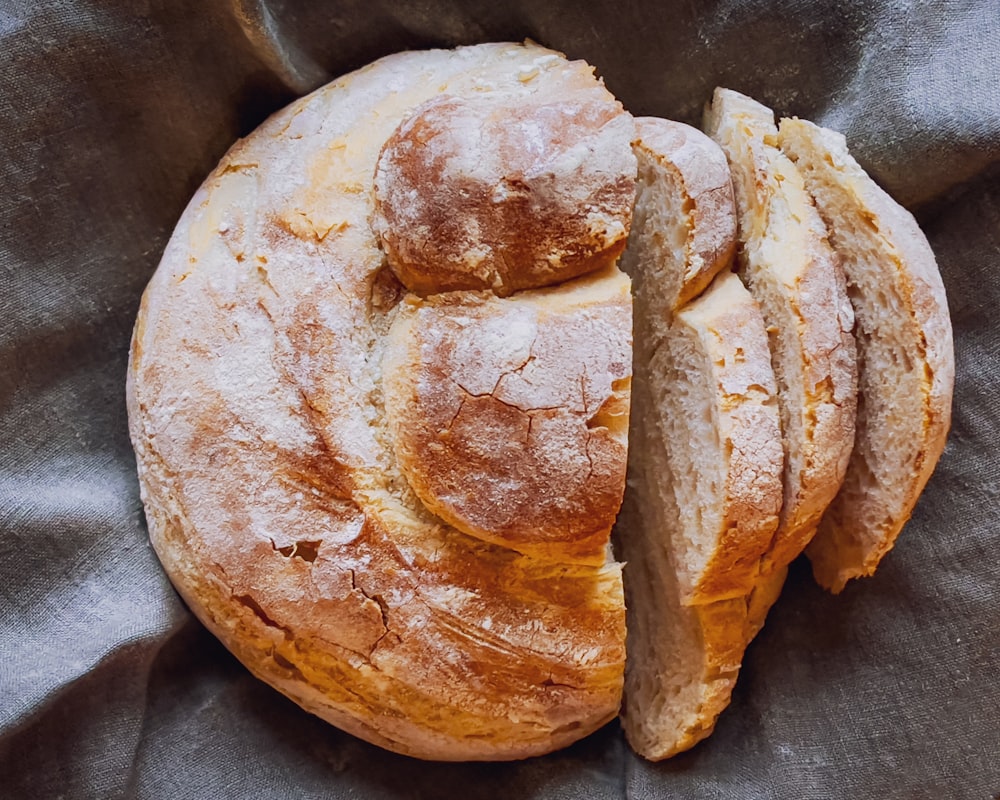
1 1 998 797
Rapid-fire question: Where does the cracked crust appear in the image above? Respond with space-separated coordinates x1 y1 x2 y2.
372 72 636 297
620 118 738 318
127 42 628 761
704 89 858 574
383 266 631 565
778 117 954 592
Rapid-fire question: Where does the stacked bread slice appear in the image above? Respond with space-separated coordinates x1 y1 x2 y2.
616 118 782 759
619 90 952 759
705 89 859 579
778 117 954 593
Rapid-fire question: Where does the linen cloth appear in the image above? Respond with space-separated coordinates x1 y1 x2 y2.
1 1 998 797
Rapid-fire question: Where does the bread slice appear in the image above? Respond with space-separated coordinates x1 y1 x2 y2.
704 89 858 575
617 118 784 759
778 118 955 592
620 118 741 324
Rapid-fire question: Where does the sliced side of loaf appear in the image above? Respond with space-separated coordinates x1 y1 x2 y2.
617 118 784 760
620 270 783 760
620 118 769 604
778 118 955 593
704 89 858 575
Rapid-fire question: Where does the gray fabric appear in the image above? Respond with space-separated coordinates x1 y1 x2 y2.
1 0 998 796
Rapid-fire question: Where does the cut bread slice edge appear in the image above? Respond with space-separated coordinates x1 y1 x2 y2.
617 118 784 760
621 118 771 605
619 117 740 325
619 269 784 760
778 117 955 593
704 89 858 576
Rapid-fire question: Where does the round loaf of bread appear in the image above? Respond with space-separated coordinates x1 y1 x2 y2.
127 42 635 761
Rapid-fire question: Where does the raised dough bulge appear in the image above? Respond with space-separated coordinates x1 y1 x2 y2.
383 270 632 566
373 70 636 297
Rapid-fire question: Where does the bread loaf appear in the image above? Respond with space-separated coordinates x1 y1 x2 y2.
127 41 636 761
616 118 784 759
127 41 954 762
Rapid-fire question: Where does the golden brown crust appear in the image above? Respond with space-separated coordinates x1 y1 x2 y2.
704 89 858 575
745 563 788 642
127 42 628 761
778 117 955 593
383 267 631 565
373 70 636 297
